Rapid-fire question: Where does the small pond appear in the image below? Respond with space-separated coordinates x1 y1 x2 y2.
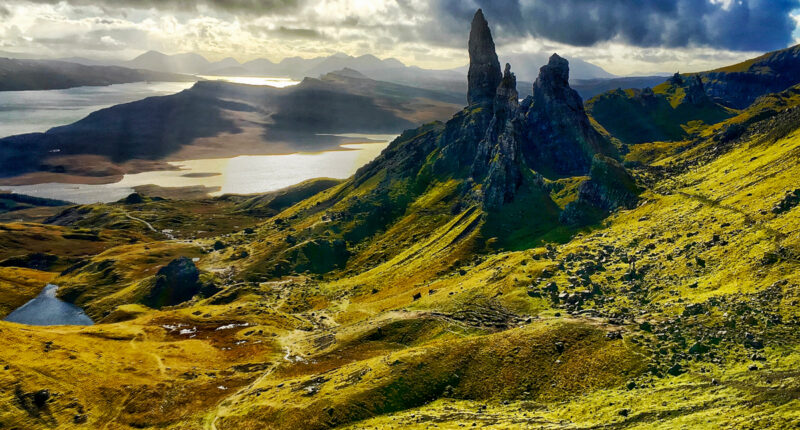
4 284 93 326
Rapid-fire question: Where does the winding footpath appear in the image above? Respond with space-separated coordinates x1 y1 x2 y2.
123 211 175 240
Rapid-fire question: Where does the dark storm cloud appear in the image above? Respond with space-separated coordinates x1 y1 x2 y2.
429 0 800 52
275 26 322 39
22 0 305 14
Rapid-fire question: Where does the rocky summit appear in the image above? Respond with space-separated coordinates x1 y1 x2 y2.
3 7 800 430
518 54 617 177
467 9 502 107
466 35 628 213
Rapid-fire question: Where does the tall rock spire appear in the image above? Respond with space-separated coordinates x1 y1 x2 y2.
467 9 502 107
473 63 524 209
494 63 519 119
518 53 617 176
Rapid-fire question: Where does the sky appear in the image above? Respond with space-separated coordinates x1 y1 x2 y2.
1 0 799 76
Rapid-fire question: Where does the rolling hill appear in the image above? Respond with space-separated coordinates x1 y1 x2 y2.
0 8 800 430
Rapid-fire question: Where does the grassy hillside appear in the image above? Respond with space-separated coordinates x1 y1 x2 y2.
699 44 800 109
586 81 735 145
0 77 796 428
3 13 800 430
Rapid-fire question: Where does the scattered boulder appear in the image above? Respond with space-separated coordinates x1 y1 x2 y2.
682 303 706 317
142 257 203 309
667 363 684 376
688 342 710 355
771 189 800 214
122 193 144 205
32 389 50 408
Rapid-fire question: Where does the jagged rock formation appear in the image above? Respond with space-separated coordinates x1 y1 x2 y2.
473 64 525 208
142 257 206 309
494 63 520 119
467 9 502 107
699 44 800 109
517 54 617 177
435 12 629 213
471 53 621 208
561 155 640 225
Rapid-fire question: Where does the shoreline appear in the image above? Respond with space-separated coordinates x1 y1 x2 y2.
0 139 392 187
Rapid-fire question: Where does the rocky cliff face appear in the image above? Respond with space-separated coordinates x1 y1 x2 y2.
473 64 525 208
467 9 502 107
461 18 624 210
348 9 635 222
518 54 617 177
683 75 710 106
700 45 800 109
561 155 640 225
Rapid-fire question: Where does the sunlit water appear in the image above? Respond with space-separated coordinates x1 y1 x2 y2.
4 284 93 326
0 81 196 138
3 139 393 204
1 79 391 204
197 75 300 87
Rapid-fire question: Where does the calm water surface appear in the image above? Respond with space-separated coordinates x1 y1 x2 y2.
4 284 93 326
197 75 300 87
3 139 393 204
1 79 389 204
0 81 196 138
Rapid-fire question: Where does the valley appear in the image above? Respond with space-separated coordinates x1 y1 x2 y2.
1 6 800 430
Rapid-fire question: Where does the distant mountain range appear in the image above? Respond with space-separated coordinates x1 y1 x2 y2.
0 58 195 91
110 51 678 101
61 50 617 82
2 49 673 99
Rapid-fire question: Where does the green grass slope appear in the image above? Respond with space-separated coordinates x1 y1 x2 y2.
586 83 735 145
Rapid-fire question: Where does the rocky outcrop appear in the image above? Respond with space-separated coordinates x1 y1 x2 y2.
142 257 205 308
518 54 616 177
700 45 800 109
277 239 349 275
683 75 710 105
560 155 640 225
586 76 734 145
668 72 684 86
467 9 502 107
494 63 520 119
473 64 525 208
